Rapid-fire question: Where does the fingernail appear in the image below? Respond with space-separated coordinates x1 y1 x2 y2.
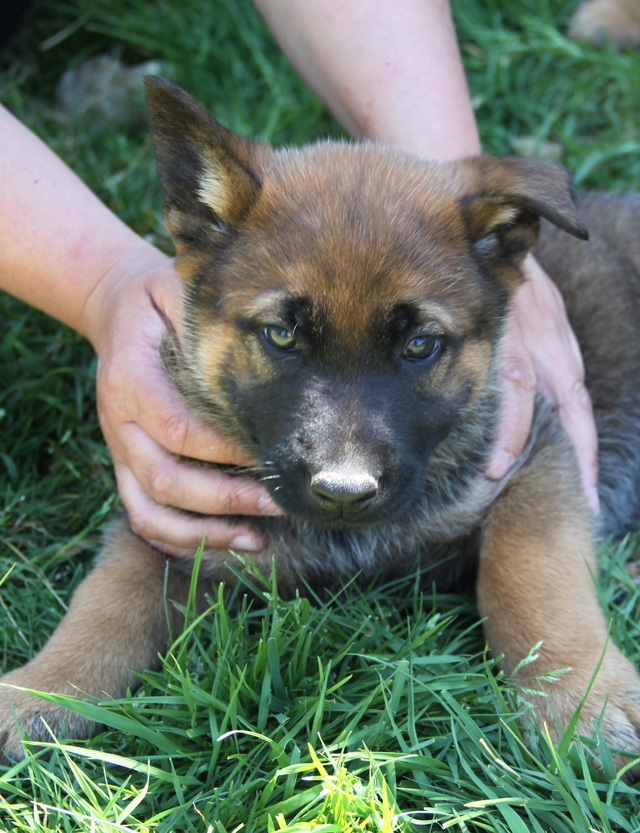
487 450 514 480
257 493 283 516
229 533 265 552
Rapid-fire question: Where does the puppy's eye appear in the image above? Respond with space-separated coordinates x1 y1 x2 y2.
262 325 298 353
402 334 442 362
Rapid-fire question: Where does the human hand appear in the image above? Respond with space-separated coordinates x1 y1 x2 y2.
82 252 281 557
486 253 599 512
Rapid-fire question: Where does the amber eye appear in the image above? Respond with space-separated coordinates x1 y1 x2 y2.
402 334 442 362
262 325 298 353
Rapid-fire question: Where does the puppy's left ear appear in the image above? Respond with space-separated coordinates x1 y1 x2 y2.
145 76 265 257
456 156 588 287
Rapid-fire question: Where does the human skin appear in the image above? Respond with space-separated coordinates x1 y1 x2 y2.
0 0 598 557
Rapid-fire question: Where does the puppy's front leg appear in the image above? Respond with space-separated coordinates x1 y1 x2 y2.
478 441 640 760
0 520 189 759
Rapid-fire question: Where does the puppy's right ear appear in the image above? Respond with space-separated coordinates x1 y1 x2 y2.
145 76 263 255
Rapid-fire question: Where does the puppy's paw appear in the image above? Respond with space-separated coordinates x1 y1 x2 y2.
532 649 640 771
0 667 97 761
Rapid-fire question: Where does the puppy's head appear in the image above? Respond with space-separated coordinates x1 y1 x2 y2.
146 77 587 528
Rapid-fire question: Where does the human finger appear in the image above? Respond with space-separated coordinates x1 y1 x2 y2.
486 315 537 480
113 421 281 517
115 463 268 555
539 373 599 513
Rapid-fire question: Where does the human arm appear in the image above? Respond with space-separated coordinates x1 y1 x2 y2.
255 0 480 159
0 104 278 555
255 0 599 508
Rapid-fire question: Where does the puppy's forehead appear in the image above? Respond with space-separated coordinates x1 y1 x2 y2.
260 141 463 238
224 144 490 332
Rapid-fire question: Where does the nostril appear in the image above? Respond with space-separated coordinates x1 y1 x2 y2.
309 471 379 515
310 485 335 507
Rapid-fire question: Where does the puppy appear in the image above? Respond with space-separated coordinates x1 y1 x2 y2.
2 77 640 768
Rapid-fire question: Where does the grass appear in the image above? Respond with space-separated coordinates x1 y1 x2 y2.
1 0 640 829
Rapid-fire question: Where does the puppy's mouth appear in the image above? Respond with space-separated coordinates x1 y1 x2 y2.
298 512 384 531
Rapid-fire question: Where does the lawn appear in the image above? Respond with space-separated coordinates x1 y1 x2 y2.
1 0 640 830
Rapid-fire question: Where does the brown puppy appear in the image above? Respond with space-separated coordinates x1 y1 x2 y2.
2 77 640 767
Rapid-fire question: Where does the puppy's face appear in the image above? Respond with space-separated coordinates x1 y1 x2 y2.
147 78 587 528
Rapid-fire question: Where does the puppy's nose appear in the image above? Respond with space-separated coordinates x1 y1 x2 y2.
309 471 379 516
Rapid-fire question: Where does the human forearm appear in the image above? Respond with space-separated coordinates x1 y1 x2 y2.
254 0 481 159
0 105 168 346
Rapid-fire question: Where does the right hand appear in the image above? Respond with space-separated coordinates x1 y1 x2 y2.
82 252 282 557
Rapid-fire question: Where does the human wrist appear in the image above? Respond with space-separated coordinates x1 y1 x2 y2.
80 244 176 354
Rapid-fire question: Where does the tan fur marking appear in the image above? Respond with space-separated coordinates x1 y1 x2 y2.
0 525 190 758
483 204 521 231
197 158 231 217
477 442 640 754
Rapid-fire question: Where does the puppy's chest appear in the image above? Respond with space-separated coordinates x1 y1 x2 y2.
272 518 484 593
191 473 506 595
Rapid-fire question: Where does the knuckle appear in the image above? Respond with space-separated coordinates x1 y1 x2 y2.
556 378 593 416
570 378 593 411
502 356 537 393
126 509 156 541
146 464 177 506
161 411 191 456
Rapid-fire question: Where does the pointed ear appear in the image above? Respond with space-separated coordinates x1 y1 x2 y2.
455 156 589 287
145 76 263 254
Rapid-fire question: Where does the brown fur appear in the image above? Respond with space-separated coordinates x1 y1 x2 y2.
2 78 640 770
568 0 640 47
